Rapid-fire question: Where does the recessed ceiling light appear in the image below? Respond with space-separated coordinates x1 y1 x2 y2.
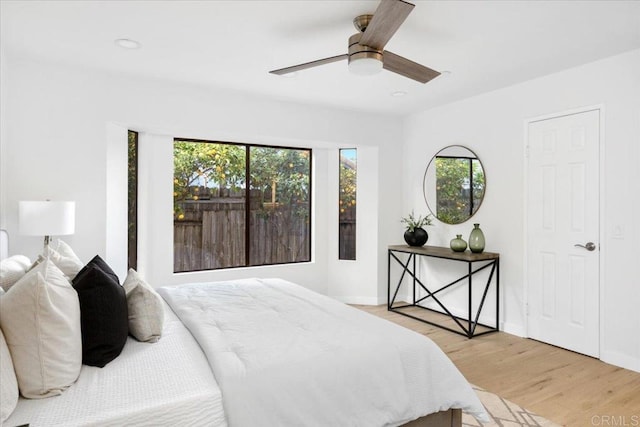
114 38 141 49
391 90 407 97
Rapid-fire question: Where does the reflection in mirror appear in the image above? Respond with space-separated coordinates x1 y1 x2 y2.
423 146 485 225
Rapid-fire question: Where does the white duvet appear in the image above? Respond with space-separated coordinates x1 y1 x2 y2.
158 278 488 427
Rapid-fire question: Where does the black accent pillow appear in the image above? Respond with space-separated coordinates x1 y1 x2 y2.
72 255 128 368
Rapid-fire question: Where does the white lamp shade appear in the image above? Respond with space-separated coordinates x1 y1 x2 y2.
19 201 75 237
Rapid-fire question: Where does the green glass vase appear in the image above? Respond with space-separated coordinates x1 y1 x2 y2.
450 234 467 252
468 223 485 253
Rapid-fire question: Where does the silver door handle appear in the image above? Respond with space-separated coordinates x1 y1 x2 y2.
574 242 596 251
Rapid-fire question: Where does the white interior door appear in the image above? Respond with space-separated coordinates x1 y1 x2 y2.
526 109 600 358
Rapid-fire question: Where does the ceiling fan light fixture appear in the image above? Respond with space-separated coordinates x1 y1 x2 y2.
348 54 383 76
348 33 383 76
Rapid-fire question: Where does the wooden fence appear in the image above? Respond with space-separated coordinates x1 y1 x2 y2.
339 205 356 260
174 197 310 272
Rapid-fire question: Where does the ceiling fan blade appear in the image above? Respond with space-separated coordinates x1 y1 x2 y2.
270 54 348 75
359 0 414 50
383 50 441 83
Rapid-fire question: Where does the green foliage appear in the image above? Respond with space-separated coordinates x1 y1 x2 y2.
173 141 246 218
128 131 137 225
127 131 138 269
339 152 356 215
250 147 310 218
401 210 433 232
173 141 311 220
435 158 485 224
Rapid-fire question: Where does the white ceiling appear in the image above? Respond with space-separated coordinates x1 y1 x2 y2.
2 0 640 116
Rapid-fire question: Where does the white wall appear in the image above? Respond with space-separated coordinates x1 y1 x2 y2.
0 54 403 301
326 146 381 305
403 49 640 372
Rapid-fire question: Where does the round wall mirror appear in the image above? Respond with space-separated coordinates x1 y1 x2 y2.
423 145 486 225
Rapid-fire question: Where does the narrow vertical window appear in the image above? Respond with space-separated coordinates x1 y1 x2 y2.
127 130 138 270
339 148 356 260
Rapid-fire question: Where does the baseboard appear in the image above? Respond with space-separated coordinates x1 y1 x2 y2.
601 350 640 373
502 322 526 337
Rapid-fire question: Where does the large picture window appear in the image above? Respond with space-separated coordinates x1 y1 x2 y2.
173 139 311 272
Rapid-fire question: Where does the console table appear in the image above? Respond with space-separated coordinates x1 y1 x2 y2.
387 245 500 338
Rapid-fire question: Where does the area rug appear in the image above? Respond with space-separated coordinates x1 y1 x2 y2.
464 385 562 427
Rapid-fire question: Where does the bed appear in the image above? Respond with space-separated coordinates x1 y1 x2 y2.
0 233 487 427
4 305 226 427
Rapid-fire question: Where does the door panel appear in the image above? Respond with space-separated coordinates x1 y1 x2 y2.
527 109 599 358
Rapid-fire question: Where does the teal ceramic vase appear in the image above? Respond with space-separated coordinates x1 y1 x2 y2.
450 234 467 252
468 223 485 253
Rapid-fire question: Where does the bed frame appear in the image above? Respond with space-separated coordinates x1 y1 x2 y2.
403 409 462 427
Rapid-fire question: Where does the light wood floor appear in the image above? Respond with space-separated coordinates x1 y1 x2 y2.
354 305 640 427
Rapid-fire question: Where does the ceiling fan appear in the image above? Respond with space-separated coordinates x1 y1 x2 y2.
269 0 440 84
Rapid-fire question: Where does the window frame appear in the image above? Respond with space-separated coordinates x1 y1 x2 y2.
338 148 357 261
127 130 138 270
173 137 313 272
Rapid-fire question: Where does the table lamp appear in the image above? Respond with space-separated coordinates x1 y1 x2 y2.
19 200 75 247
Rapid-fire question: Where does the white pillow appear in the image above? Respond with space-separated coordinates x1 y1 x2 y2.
44 239 83 279
0 326 18 422
123 269 164 343
0 259 82 398
0 255 32 291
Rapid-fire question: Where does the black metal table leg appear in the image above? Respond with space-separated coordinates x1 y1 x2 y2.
387 245 500 338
